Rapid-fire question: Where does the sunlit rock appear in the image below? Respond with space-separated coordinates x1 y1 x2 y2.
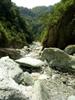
0 56 23 80
16 57 45 68
32 80 50 100
0 67 29 100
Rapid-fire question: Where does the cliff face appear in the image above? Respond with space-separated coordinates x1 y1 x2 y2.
43 0 75 49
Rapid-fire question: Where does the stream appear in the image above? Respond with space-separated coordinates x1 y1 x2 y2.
0 42 75 100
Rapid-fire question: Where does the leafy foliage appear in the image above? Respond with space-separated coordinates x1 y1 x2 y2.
0 0 33 48
19 6 53 40
42 0 75 49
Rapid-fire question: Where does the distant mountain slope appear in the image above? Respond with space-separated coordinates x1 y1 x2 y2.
19 7 35 18
19 6 53 40
0 0 33 48
31 6 53 17
19 6 53 18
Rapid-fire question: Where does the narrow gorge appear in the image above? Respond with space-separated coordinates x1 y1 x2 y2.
0 0 75 100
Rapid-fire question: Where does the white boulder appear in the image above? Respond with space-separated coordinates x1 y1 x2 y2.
0 56 23 79
16 57 45 68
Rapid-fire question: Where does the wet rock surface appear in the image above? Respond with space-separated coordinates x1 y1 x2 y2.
0 43 75 100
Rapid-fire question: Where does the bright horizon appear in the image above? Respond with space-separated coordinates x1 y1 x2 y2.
11 0 61 9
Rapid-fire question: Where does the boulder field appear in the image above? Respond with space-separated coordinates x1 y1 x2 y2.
0 42 75 100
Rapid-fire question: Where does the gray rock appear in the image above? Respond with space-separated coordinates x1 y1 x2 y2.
0 57 33 100
16 57 45 68
0 81 27 100
0 56 34 86
68 95 75 100
41 48 75 72
0 67 28 100
0 48 21 60
64 45 75 55
32 80 50 100
19 72 34 86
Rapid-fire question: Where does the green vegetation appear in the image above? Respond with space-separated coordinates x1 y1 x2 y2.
0 0 33 48
42 0 75 49
19 6 53 40
1 0 74 50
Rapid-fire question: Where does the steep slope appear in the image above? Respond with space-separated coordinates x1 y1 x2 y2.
42 0 75 49
0 0 33 48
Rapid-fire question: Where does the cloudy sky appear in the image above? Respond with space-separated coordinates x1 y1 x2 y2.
11 0 61 8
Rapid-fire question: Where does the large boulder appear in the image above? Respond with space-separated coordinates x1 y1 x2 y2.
0 67 27 100
16 57 45 68
0 56 23 80
41 48 75 72
0 48 21 60
0 46 31 60
64 45 75 55
0 79 27 100
0 57 33 100
0 56 34 86
15 57 45 73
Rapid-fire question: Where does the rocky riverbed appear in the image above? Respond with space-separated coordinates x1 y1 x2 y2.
0 42 75 100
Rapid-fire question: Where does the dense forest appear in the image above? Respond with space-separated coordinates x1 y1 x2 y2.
18 0 75 49
19 6 53 40
0 0 75 50
0 0 33 48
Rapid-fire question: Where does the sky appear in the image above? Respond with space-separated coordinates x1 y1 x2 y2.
11 0 61 8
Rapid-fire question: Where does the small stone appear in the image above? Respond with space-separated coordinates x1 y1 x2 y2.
52 74 60 80
38 74 49 80
20 72 34 86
